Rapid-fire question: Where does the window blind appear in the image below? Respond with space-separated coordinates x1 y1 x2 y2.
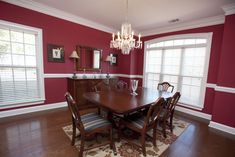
0 21 44 107
144 34 212 109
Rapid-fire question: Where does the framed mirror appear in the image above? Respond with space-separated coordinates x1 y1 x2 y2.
76 45 102 71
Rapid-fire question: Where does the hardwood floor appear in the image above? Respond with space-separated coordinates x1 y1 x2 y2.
0 108 234 157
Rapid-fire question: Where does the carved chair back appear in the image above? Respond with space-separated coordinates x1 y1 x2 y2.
65 92 85 133
143 97 165 130
116 80 128 90
157 82 174 93
163 92 181 119
92 81 111 92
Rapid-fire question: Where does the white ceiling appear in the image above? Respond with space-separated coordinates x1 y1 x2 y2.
5 0 235 35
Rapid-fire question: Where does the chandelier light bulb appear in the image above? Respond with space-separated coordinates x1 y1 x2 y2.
110 0 142 55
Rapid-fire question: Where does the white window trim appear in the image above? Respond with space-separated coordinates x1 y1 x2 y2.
0 20 45 109
143 33 213 110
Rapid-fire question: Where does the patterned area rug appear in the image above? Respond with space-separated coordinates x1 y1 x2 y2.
62 118 189 157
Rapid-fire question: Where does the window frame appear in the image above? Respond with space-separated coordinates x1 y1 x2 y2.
143 33 213 110
0 20 45 109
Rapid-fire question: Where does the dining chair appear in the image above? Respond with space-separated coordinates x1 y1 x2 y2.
157 82 174 93
92 81 111 92
65 92 116 157
116 80 128 90
158 92 181 138
118 97 165 156
141 82 174 117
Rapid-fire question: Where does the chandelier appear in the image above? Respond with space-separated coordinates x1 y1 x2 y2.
110 0 142 55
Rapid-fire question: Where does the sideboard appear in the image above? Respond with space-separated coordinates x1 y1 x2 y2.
67 78 118 113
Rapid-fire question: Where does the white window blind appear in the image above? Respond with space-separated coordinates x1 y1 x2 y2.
0 20 44 108
143 33 212 109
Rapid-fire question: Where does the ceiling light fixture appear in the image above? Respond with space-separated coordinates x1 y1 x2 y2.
110 0 142 55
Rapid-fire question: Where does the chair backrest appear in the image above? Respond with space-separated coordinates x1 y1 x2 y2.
109 77 118 88
65 92 85 131
144 97 165 129
157 82 174 93
93 81 111 92
116 80 128 90
164 92 181 118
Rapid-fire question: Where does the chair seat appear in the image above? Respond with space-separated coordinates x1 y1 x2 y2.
125 116 145 129
81 113 111 131
65 92 116 157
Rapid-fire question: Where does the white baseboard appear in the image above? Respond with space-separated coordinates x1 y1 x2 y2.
175 106 212 120
209 121 235 135
0 101 67 118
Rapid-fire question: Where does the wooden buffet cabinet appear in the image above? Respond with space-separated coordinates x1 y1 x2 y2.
67 78 118 112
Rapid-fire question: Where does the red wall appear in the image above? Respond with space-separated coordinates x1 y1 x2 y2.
212 15 235 127
0 1 119 110
118 53 132 74
212 92 235 127
216 15 235 88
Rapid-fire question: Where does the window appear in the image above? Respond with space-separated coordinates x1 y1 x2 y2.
0 20 44 108
143 33 212 109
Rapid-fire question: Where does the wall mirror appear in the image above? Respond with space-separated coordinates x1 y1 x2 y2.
76 45 102 71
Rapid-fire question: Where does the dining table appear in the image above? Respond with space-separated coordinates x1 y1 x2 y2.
83 87 173 115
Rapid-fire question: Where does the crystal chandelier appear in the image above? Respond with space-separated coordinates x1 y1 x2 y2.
110 0 142 55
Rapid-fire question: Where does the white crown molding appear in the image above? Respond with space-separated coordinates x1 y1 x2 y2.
209 121 235 135
0 101 67 118
3 0 228 36
222 3 235 15
175 106 212 120
2 0 116 33
142 15 225 37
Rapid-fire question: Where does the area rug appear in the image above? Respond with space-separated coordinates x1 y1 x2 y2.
62 118 189 157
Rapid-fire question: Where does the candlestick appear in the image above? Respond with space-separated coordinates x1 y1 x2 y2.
138 34 141 42
117 32 120 39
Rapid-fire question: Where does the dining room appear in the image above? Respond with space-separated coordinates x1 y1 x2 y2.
0 0 235 157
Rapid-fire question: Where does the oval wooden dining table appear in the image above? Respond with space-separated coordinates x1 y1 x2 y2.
83 87 173 115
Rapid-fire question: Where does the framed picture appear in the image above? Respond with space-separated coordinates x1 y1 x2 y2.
110 53 118 66
47 44 65 62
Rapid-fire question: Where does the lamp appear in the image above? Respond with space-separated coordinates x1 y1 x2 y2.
110 0 142 55
105 55 111 78
70 50 79 79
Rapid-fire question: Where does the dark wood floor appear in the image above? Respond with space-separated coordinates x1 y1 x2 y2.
0 108 235 157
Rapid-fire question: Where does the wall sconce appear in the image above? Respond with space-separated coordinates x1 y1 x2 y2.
70 50 79 79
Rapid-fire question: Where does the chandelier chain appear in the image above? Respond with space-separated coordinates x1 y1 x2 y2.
125 0 128 22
